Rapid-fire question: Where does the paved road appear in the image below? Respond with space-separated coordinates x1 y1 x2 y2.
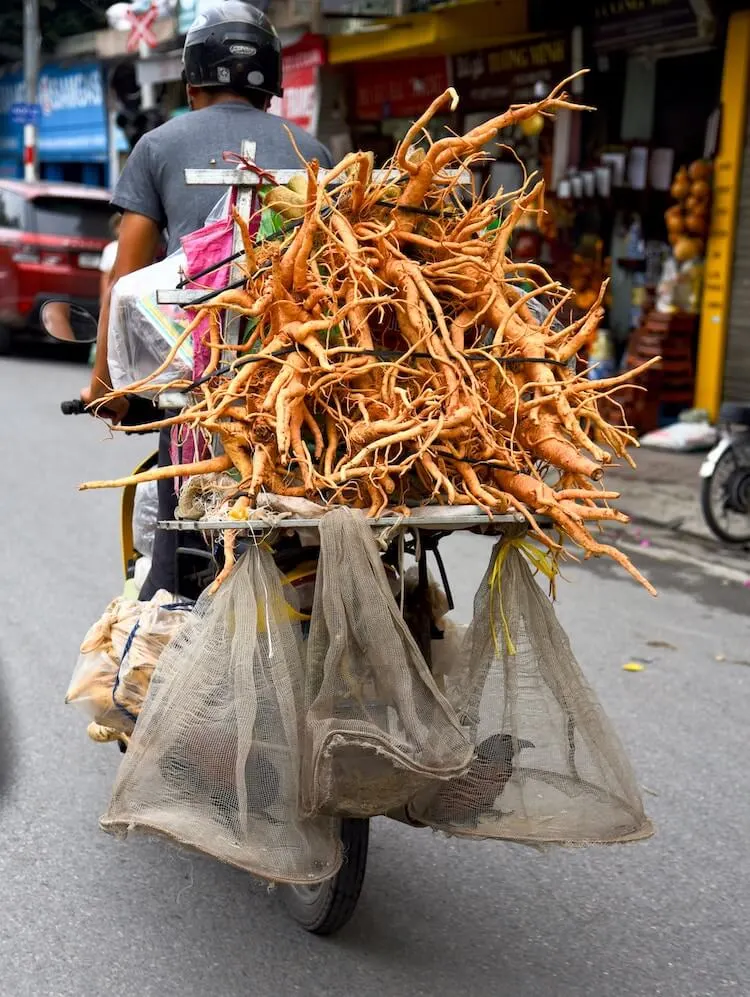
1 352 749 997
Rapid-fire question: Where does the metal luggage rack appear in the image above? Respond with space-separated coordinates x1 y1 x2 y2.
156 141 472 309
158 510 523 533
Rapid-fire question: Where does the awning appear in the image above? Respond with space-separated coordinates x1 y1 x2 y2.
328 0 530 64
588 0 711 53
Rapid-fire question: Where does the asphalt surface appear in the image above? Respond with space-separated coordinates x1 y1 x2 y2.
1 351 749 997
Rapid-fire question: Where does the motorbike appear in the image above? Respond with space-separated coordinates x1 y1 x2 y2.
45 301 468 935
699 402 750 545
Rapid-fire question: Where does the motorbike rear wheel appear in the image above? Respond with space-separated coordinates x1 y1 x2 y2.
280 818 369 935
700 443 750 544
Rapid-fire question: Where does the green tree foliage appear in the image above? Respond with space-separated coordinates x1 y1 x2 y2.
0 0 107 65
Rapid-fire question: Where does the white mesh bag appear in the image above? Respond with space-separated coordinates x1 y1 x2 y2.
101 547 342 885
409 540 654 845
302 508 473 818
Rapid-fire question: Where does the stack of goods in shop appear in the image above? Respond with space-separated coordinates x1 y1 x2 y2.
664 160 712 267
657 159 713 316
612 159 713 435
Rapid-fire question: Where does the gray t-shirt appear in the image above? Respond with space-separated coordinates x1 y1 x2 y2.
112 101 332 253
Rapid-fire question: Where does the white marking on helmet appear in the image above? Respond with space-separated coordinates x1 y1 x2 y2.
247 71 265 86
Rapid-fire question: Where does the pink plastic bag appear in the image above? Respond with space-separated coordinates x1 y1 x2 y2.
169 152 272 476
181 210 235 379
169 191 260 472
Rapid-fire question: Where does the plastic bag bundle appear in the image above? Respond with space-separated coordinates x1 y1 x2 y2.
66 591 192 736
409 540 653 845
101 548 341 885
107 252 193 391
302 508 473 818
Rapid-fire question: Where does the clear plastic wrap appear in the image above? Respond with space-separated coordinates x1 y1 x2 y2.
133 481 158 557
66 591 193 736
107 252 193 390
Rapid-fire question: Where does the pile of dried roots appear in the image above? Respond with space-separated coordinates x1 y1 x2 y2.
85 75 656 592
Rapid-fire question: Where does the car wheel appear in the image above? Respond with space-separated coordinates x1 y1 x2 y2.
0 325 13 356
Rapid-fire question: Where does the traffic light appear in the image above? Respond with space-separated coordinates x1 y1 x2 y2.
116 107 165 149
110 61 165 150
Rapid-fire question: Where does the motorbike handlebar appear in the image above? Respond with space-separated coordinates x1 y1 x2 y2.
60 394 162 431
60 399 87 415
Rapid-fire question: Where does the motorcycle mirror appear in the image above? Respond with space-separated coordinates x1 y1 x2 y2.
41 301 98 345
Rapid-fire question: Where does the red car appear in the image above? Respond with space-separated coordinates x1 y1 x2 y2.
0 179 115 354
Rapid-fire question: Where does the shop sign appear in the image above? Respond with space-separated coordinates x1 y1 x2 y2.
269 35 326 136
591 0 697 49
354 56 449 121
0 63 108 164
452 36 569 111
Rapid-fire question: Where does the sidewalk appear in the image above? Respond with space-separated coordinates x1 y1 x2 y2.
605 446 711 541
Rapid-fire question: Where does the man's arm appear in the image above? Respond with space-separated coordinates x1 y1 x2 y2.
83 211 160 411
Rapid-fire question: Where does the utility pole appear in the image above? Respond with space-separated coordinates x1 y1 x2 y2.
138 41 155 111
23 0 40 182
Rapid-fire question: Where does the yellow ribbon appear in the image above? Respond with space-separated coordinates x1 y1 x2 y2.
488 538 558 656
257 552 313 630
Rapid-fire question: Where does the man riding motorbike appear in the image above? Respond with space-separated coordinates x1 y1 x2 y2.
82 0 332 599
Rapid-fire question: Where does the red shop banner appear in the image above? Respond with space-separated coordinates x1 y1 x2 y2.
354 56 449 121
269 34 326 135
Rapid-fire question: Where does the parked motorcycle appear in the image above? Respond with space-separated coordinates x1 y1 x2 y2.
699 402 750 544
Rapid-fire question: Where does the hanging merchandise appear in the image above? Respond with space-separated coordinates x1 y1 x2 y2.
101 547 342 884
664 159 712 264
408 539 653 845
302 508 473 818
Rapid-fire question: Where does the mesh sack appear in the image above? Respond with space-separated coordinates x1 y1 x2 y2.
409 540 653 845
431 617 471 707
302 508 473 818
66 591 192 736
101 548 341 885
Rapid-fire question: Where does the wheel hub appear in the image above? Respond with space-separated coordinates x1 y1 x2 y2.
723 467 750 515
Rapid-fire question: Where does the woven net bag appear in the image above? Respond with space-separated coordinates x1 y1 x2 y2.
302 508 472 818
101 547 341 885
409 540 653 845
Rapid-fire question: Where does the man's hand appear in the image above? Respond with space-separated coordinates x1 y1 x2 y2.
81 382 130 423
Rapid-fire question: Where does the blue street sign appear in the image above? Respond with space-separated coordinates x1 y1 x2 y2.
10 102 41 126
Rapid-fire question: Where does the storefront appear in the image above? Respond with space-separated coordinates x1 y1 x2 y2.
348 56 451 165
0 62 109 186
535 0 724 433
451 35 570 198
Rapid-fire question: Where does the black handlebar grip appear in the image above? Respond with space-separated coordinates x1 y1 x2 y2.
61 399 86 415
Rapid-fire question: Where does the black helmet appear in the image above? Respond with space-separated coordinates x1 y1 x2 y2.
183 1 282 99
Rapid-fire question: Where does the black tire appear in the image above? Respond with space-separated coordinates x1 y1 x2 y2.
700 445 750 544
0 325 12 356
280 818 369 935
